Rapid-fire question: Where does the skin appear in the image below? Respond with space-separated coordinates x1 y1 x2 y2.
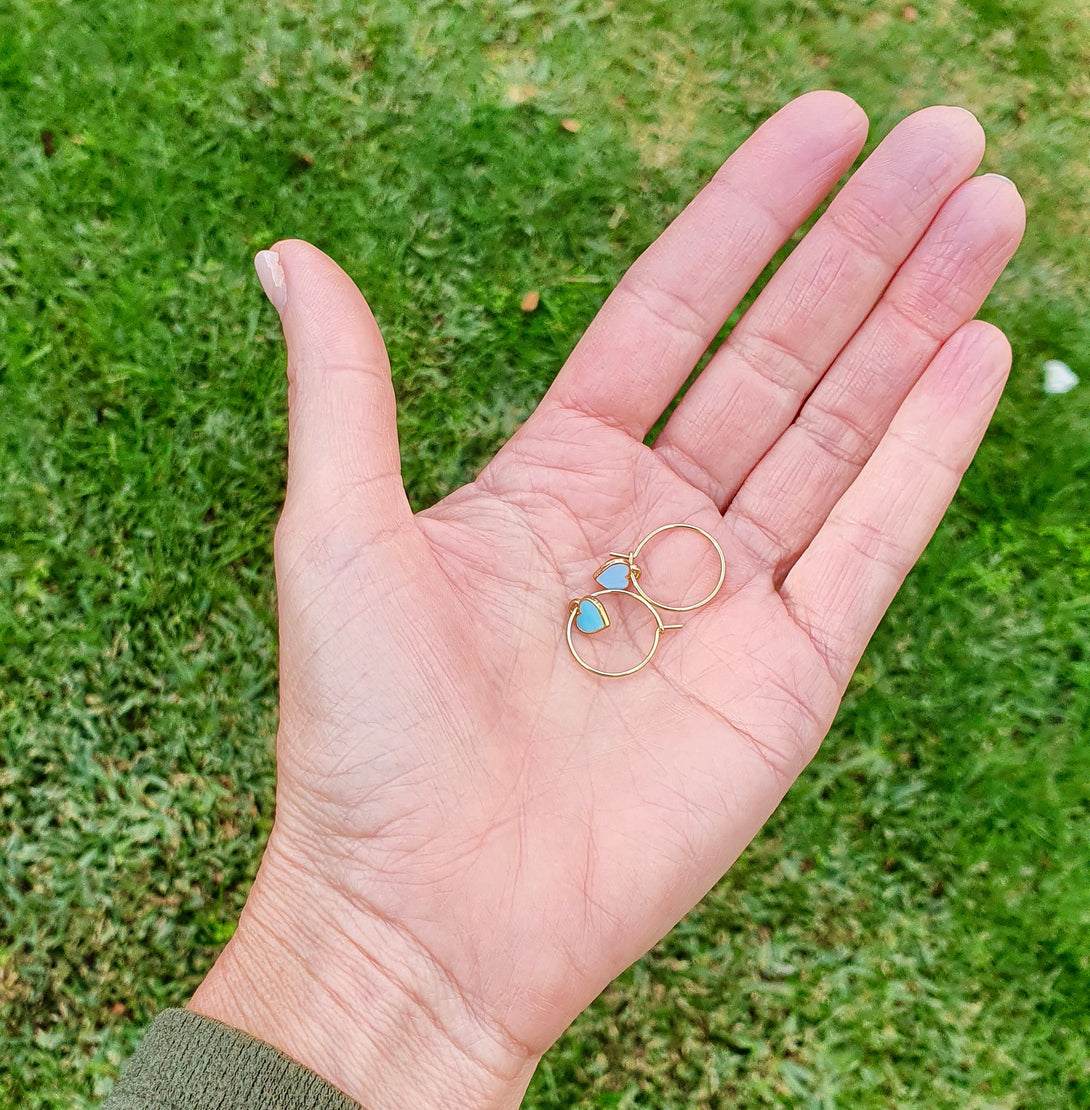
188 91 1025 1109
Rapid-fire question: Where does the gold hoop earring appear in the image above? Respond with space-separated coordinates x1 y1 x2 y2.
566 589 682 678
593 522 726 613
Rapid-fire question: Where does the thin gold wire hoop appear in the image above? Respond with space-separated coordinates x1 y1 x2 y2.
566 589 682 678
611 523 726 613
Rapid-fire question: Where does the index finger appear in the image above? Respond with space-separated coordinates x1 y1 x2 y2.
529 90 869 440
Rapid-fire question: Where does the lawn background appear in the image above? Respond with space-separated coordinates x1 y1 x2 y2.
1 1 1087 1107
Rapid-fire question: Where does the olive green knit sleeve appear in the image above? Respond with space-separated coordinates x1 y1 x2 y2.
101 1009 362 1110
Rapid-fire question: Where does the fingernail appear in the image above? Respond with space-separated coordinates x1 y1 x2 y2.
254 248 288 312
981 172 1015 186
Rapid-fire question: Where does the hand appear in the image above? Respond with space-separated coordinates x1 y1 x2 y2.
189 91 1024 1109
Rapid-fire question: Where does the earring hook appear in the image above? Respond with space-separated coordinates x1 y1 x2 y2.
566 589 682 678
599 522 726 613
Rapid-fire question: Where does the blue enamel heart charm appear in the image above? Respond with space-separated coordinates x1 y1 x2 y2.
574 597 609 634
594 559 631 591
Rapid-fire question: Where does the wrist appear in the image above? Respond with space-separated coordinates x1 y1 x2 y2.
188 837 539 1110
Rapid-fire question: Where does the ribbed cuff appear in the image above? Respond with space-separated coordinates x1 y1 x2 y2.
101 1008 362 1110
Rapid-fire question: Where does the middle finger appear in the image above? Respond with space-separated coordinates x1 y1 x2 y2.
653 105 985 508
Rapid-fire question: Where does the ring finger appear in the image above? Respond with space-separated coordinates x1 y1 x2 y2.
725 171 1025 579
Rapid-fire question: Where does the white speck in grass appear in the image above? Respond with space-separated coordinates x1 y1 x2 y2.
1042 359 1078 395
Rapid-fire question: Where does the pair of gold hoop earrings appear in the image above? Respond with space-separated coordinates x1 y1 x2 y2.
565 523 726 678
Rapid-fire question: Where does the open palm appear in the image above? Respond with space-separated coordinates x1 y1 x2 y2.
190 92 1024 1110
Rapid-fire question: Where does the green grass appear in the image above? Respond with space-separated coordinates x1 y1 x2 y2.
1 0 1087 1106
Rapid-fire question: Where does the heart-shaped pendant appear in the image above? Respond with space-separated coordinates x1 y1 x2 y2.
594 559 631 591
574 596 609 634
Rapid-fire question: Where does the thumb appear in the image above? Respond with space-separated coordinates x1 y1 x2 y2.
254 238 411 531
